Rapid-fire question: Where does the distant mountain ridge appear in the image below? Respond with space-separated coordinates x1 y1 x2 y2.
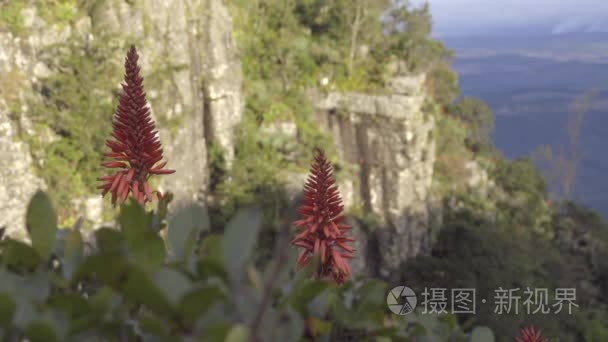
443 32 608 215
443 32 608 64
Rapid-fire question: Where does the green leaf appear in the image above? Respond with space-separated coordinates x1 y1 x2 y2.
61 229 83 280
273 305 304 342
118 200 149 239
221 207 262 284
26 191 57 260
94 228 126 256
117 201 166 272
46 294 94 333
289 280 333 315
128 231 166 272
470 326 495 342
178 286 224 326
354 279 387 322
122 265 173 316
153 268 192 305
168 204 209 261
0 293 15 326
307 316 332 336
24 320 59 342
197 258 228 281
138 311 171 338
225 324 249 342
199 323 231 341
75 257 172 317
0 239 42 270
199 234 223 261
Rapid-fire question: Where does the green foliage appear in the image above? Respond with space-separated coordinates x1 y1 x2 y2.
0 191 491 340
452 97 495 151
493 158 551 232
383 2 451 73
26 34 124 221
0 1 78 35
26 191 58 260
0 1 28 34
403 192 608 341
224 0 452 238
427 61 460 107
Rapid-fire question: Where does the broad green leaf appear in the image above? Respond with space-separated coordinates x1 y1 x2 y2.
225 324 249 342
308 316 332 336
197 258 228 281
118 200 149 239
46 294 94 334
289 280 333 315
354 279 387 321
328 292 353 326
61 229 83 280
0 293 15 326
199 234 223 261
26 191 57 260
199 323 231 341
272 305 304 342
1 272 51 330
470 326 495 342
138 312 171 338
24 320 59 342
94 228 126 256
118 201 165 272
0 239 42 270
179 286 224 326
221 207 261 284
121 265 173 317
128 231 166 272
168 204 209 261
153 268 192 305
77 256 173 318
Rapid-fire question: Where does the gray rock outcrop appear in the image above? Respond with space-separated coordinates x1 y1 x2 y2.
312 74 436 279
0 0 243 233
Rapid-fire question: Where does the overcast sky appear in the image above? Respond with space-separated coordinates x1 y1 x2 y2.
414 0 608 36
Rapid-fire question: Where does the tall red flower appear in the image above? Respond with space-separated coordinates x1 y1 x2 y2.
98 46 174 206
516 326 548 342
292 149 355 284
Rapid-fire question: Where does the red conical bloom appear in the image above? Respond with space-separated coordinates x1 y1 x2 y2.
98 46 175 206
292 149 355 284
516 326 548 342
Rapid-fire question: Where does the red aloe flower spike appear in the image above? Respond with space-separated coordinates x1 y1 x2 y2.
291 149 355 284
99 46 175 206
516 326 548 342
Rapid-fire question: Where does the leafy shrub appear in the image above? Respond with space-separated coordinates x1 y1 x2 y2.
0 191 495 341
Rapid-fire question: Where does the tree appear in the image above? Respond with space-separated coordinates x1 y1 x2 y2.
534 89 599 199
453 96 495 150
382 2 449 73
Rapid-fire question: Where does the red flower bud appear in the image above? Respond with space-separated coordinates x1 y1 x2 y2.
99 46 175 206
516 326 548 342
291 149 355 284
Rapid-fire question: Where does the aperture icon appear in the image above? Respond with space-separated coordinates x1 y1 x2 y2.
387 286 417 315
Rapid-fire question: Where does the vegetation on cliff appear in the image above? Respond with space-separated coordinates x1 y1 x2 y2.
0 0 607 341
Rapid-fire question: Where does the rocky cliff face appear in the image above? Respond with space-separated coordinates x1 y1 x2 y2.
97 0 243 208
0 1 436 275
0 0 243 232
312 74 437 279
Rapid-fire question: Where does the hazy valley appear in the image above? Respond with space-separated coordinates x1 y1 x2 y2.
444 33 608 214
